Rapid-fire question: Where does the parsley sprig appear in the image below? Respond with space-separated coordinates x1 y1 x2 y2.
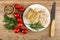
3 14 17 30
28 22 44 30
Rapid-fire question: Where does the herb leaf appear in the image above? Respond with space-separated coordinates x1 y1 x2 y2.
28 22 44 30
4 14 9 20
3 14 17 30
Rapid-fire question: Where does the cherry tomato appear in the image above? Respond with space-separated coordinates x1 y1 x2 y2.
22 29 28 34
19 7 25 12
17 23 24 27
14 4 20 9
14 27 20 33
14 12 20 18
17 17 22 22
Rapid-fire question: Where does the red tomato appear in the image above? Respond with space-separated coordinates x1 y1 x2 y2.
17 23 24 27
14 4 20 9
14 12 20 18
19 7 25 12
14 27 20 33
17 17 22 22
22 29 28 34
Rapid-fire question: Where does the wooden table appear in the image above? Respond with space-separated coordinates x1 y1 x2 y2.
0 0 60 40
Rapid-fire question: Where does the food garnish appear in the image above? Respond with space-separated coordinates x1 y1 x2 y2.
19 7 25 12
3 4 28 34
28 21 44 30
14 12 20 18
14 4 20 9
3 14 17 30
14 27 20 33
22 29 28 34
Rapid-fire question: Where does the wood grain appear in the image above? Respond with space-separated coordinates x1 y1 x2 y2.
0 0 60 40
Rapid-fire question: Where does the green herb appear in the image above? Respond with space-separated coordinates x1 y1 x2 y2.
28 22 44 30
3 14 17 30
4 24 15 30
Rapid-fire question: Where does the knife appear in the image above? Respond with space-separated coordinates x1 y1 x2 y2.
50 2 56 37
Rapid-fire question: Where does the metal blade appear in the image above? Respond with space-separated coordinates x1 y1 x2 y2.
51 2 56 19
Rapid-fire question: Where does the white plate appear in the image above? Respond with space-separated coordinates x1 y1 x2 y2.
23 4 50 32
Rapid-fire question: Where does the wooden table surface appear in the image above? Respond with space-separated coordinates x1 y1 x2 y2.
0 0 60 40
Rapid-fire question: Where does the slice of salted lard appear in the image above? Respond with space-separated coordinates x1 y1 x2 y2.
38 10 49 27
25 8 39 24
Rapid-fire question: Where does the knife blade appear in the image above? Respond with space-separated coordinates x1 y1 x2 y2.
51 2 56 20
50 2 56 37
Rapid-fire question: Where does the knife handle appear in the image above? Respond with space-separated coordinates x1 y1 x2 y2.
50 19 55 37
